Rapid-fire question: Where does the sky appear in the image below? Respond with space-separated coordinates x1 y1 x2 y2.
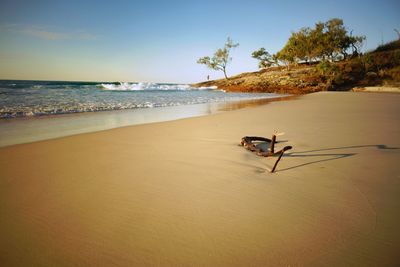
0 0 399 83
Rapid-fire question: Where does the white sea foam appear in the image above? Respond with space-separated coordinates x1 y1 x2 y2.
99 82 215 91
198 86 218 90
100 82 144 91
0 80 280 119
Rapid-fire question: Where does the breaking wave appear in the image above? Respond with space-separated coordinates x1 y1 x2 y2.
99 82 216 91
0 80 279 119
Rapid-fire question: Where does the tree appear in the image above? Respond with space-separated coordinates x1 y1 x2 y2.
294 27 314 62
394 29 400 40
276 18 365 63
275 50 295 69
317 19 365 60
251 47 275 68
278 27 314 64
348 34 365 57
197 37 239 79
309 22 326 60
324 18 347 60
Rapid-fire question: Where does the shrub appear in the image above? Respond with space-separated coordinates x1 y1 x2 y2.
316 61 339 77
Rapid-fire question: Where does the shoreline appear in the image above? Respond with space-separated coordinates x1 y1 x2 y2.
1 92 399 266
0 95 293 148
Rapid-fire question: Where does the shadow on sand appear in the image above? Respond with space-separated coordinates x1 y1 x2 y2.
275 144 399 172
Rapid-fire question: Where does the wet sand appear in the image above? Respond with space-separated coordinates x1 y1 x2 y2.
0 92 399 266
0 96 292 147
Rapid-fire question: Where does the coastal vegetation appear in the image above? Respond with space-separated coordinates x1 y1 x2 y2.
197 37 239 79
195 19 400 94
253 18 365 67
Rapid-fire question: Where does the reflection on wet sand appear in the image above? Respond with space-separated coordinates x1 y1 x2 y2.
217 95 298 111
0 96 296 147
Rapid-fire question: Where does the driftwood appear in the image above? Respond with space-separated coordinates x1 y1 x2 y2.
240 134 292 173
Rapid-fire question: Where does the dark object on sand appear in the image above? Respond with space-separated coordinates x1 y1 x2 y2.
240 134 292 173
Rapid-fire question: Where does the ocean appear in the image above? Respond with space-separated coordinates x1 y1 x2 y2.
0 80 285 147
0 80 281 118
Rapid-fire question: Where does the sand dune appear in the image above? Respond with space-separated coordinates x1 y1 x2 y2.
1 92 399 266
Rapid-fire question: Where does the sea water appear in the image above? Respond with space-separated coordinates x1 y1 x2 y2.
0 80 281 118
0 80 285 146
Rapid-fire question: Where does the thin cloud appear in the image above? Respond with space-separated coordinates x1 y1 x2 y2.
76 33 98 40
1 24 97 41
22 28 70 40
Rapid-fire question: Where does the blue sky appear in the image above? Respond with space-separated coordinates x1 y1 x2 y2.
0 0 399 83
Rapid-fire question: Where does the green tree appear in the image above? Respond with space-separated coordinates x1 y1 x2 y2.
348 34 366 57
277 27 317 66
276 34 301 68
276 18 365 63
309 22 326 60
294 27 314 62
275 49 295 68
197 37 239 79
317 18 365 60
251 47 275 68
324 18 347 59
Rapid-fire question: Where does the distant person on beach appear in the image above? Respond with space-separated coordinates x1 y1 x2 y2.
207 75 210 80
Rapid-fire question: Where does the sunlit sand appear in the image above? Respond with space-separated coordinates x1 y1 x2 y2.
1 92 399 266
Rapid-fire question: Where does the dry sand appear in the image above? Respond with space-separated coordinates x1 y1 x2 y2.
0 92 399 266
352 86 400 93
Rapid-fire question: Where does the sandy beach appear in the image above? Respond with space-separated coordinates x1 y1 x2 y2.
0 92 399 266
